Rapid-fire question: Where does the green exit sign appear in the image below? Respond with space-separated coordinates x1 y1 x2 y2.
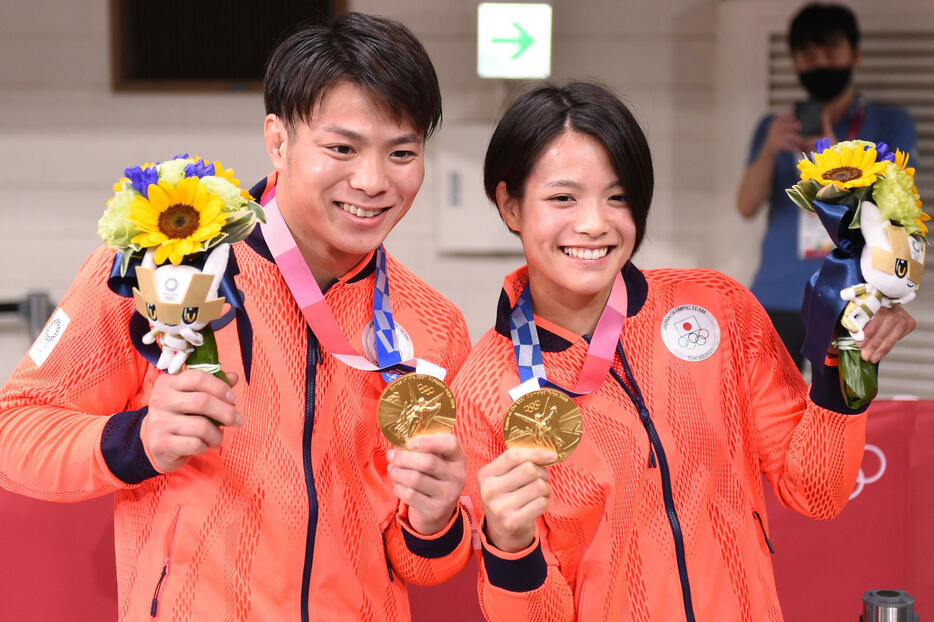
477 3 552 79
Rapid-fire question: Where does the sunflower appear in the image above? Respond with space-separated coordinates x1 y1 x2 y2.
130 177 228 265
894 149 916 178
917 211 931 237
798 142 888 190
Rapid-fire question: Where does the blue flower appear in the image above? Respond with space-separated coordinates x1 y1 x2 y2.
172 153 190 160
813 137 831 156
124 165 159 198
874 142 896 162
184 160 216 178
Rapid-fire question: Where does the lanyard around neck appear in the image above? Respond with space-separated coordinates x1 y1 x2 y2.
260 190 444 382
508 271 627 400
845 104 865 142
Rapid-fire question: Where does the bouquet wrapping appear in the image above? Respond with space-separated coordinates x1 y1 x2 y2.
788 139 928 408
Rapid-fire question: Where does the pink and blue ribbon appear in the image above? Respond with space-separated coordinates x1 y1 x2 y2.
260 191 443 382
508 272 627 398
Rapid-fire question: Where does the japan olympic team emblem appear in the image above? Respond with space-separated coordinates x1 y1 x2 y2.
660 305 721 362
849 444 886 500
362 320 414 365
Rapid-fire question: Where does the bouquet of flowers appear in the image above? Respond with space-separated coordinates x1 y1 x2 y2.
98 154 264 385
787 139 928 408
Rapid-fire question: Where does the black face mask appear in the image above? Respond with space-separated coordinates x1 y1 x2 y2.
797 67 852 101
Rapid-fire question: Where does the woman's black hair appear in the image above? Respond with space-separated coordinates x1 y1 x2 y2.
483 82 653 253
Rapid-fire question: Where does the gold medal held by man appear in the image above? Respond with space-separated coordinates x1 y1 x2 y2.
378 374 457 448
503 388 583 463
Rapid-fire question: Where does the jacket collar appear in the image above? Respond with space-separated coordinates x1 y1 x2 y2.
494 262 648 352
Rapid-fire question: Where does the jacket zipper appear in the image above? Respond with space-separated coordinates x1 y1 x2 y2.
381 527 394 582
301 329 320 622
752 510 775 554
611 343 696 622
150 506 182 618
150 563 169 617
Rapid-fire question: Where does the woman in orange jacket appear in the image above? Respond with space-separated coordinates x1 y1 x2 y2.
452 82 916 621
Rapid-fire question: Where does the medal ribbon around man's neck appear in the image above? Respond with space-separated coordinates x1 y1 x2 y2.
260 188 444 382
508 272 627 400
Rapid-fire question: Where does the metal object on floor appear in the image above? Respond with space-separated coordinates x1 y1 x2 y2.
862 590 919 622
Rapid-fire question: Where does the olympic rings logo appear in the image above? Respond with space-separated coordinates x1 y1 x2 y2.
677 328 709 350
849 444 887 500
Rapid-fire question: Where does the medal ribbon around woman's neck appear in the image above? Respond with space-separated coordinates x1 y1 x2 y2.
502 272 627 462
260 189 445 383
508 272 627 400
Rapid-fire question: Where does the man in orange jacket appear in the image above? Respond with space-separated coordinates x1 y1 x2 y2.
0 13 472 621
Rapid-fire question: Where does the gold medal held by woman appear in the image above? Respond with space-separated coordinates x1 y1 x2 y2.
378 373 457 448
503 388 582 463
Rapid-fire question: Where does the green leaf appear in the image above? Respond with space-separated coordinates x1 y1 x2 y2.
118 247 144 276
221 221 256 244
816 183 851 202
120 251 134 277
787 184 815 212
203 232 230 251
251 202 266 223
835 337 878 409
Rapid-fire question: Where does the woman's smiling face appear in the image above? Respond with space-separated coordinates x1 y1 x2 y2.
498 130 636 308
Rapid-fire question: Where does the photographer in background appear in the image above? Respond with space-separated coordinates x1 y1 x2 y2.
736 2 916 369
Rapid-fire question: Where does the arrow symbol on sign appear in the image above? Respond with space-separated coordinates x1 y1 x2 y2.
493 22 535 59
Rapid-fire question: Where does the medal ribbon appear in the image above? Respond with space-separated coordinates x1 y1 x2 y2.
508 271 627 400
260 189 444 382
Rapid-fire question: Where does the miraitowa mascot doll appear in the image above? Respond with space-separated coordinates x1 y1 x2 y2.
134 244 230 375
98 154 265 386
788 139 929 408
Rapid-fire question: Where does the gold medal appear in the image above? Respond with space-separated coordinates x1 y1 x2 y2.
503 388 582 463
378 373 457 448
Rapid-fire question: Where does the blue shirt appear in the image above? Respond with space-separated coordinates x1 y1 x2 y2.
747 97 917 311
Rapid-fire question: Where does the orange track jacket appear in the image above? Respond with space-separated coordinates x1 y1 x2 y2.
453 264 867 622
0 177 473 621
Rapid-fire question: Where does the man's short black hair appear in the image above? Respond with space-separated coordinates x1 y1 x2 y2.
789 3 860 52
483 82 654 254
264 12 442 138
